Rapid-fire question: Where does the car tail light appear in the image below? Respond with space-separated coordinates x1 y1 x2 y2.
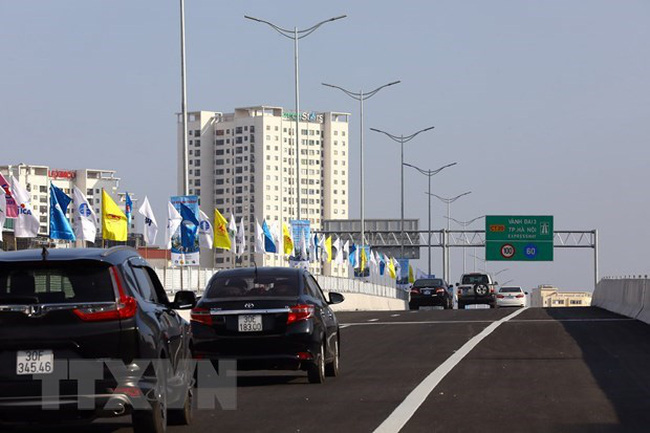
113 386 143 398
435 288 445 293
287 304 315 325
457 290 462 296
497 294 505 299
410 288 420 294
73 266 137 322
297 352 313 360
516 294 524 298
490 288 495 293
190 308 213 326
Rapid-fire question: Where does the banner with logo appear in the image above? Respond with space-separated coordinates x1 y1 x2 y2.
170 195 200 266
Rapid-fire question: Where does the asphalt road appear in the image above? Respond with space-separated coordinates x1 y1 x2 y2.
6 307 650 432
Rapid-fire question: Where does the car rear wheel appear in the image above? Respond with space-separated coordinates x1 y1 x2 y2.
325 339 340 377
307 342 326 384
168 386 193 426
474 284 489 296
132 377 167 433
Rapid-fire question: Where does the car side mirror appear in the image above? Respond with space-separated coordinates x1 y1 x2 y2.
525 292 529 295
455 283 459 287
494 281 499 285
328 292 345 305
172 290 197 310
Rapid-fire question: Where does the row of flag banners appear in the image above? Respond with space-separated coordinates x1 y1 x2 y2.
0 174 414 281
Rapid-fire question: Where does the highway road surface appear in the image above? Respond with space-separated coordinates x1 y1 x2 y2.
5 307 650 432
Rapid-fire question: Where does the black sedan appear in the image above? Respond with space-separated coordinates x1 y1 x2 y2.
409 278 453 310
191 267 344 384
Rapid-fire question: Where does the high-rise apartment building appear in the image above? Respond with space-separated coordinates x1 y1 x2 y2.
177 106 350 274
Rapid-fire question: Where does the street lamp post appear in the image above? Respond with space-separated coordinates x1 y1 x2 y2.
404 162 457 276
426 191 472 282
444 215 485 275
245 14 346 222
321 81 400 248
180 0 189 195
370 126 435 261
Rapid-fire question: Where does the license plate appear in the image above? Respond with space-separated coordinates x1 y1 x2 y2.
238 315 263 332
423 290 431 295
16 350 54 375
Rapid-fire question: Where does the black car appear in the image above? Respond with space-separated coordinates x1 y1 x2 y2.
0 247 196 433
191 267 344 384
409 278 453 310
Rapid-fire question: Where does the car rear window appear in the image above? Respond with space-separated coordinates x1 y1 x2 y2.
205 275 300 298
413 279 444 288
0 261 115 304
499 287 523 293
461 275 489 285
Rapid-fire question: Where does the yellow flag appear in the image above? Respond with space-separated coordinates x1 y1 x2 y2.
409 264 415 283
101 189 127 241
387 258 396 279
325 236 332 263
282 222 294 255
213 208 231 250
360 247 367 271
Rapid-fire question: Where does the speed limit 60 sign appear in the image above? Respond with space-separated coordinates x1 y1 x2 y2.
485 216 554 261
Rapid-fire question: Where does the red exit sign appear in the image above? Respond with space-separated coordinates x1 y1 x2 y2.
489 224 506 232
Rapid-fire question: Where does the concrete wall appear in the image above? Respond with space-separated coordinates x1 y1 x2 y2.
592 278 649 325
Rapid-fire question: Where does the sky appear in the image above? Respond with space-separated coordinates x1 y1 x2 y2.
1 1 649 291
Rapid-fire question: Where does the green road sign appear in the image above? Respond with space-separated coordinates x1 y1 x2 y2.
485 215 554 261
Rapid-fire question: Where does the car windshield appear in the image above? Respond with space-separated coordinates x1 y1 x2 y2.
413 279 444 288
462 275 489 285
205 274 300 298
0 261 115 304
499 287 523 293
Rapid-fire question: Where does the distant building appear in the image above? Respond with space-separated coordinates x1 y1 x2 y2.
177 107 350 274
530 285 593 307
0 163 137 247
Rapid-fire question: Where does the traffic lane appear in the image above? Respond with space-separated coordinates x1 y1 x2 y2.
182 310 506 433
4 309 505 433
400 307 650 433
338 308 513 325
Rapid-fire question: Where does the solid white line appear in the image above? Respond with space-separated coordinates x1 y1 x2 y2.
390 314 401 317
343 320 496 326
367 318 379 322
373 307 528 433
342 317 633 327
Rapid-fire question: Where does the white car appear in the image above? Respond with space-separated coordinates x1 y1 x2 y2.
496 286 527 307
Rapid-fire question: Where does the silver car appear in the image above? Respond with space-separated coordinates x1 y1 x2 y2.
496 286 527 307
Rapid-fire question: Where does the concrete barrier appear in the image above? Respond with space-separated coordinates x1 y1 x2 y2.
593 278 649 325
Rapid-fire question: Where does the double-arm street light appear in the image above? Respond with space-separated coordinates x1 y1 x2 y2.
404 162 457 276
322 81 401 247
427 191 472 282
444 215 485 275
370 126 435 260
245 14 346 222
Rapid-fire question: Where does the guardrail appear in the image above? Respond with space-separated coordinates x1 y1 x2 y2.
155 267 407 303
593 277 649 325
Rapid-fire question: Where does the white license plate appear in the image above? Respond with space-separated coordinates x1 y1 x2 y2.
423 290 431 295
238 315 263 332
16 350 54 375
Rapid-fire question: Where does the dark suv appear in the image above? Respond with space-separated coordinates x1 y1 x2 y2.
0 247 196 433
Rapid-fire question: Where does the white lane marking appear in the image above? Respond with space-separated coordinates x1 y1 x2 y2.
367 318 379 322
390 314 401 317
342 317 634 327
343 320 495 326
373 307 528 433
339 324 350 329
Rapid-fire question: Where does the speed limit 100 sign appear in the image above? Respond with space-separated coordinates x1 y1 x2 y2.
500 244 515 259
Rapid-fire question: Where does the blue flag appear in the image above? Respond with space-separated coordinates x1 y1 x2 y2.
379 255 386 276
125 192 133 227
49 183 76 241
349 243 357 268
179 202 199 251
314 235 320 261
262 220 276 253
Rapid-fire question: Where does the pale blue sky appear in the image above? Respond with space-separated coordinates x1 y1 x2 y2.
2 1 649 290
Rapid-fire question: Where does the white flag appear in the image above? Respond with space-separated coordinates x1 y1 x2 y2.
137 196 158 246
370 250 378 274
309 234 316 262
72 185 98 243
299 232 308 260
10 176 39 238
236 218 246 258
0 189 6 238
228 214 238 249
343 240 350 263
271 221 283 255
333 237 343 265
165 202 182 249
198 209 213 250
255 218 265 254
